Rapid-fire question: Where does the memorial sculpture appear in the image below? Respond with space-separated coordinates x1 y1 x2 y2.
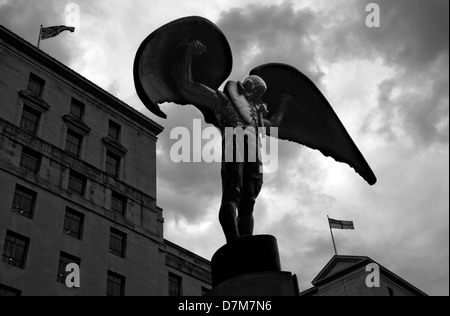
134 16 376 245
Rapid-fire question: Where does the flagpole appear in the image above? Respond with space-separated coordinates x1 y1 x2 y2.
328 215 338 256
37 25 43 49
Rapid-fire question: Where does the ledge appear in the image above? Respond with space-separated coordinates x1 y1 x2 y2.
1 25 164 137
0 117 156 207
62 115 91 136
102 137 128 156
166 252 212 284
19 90 51 112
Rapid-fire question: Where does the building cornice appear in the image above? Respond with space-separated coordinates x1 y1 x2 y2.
102 137 128 156
18 90 51 112
164 239 212 284
164 239 211 268
311 255 428 296
62 115 92 135
0 117 157 207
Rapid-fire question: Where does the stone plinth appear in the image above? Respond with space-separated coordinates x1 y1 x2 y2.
209 235 299 296
208 271 297 296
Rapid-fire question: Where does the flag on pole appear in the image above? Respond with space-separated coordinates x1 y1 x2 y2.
328 217 355 230
41 25 75 40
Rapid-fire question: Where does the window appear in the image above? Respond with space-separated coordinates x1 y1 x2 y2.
20 147 41 174
106 151 120 178
11 185 36 219
27 73 45 96
70 98 84 119
169 273 182 296
111 192 126 216
65 129 83 157
107 271 125 296
57 252 81 284
109 228 126 258
1 231 29 269
0 284 22 296
68 171 86 196
64 208 84 240
20 105 40 134
108 121 121 141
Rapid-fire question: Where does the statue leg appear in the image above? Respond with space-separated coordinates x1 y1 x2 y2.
219 162 244 243
237 162 263 237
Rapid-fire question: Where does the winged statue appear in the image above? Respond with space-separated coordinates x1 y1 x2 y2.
134 16 377 244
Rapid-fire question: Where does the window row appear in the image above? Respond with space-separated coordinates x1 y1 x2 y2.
0 229 206 296
63 209 127 259
9 197 127 259
0 250 124 296
11 184 128 220
57 253 126 296
1 272 206 297
2 224 127 273
25 73 121 137
168 272 209 297
20 72 124 178
21 103 121 141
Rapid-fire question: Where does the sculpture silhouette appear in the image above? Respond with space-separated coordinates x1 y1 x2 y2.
134 16 376 244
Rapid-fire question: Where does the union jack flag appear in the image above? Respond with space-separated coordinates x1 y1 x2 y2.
41 25 75 40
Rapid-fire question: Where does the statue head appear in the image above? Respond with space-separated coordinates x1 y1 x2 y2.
239 75 267 100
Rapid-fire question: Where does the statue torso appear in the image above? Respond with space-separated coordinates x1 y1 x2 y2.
215 81 264 131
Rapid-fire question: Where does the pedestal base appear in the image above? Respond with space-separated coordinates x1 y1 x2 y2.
209 235 299 296
208 271 297 296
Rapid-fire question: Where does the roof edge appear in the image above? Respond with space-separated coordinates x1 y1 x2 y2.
311 255 428 296
0 25 164 136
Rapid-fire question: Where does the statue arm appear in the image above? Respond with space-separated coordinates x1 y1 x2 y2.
264 94 293 128
174 40 223 112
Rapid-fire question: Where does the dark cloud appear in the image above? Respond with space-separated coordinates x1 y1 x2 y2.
369 0 449 71
320 0 449 148
363 66 449 148
401 75 449 147
324 0 449 70
217 2 324 84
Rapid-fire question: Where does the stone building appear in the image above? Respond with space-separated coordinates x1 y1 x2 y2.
0 25 211 296
300 255 427 296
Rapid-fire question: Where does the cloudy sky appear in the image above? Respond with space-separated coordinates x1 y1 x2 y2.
1 0 448 296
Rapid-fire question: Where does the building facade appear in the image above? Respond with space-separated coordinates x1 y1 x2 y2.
0 25 211 296
300 255 427 296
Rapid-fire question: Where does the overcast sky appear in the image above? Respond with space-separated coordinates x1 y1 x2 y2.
1 0 448 296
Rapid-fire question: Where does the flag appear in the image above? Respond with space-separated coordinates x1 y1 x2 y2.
328 217 355 230
41 25 75 40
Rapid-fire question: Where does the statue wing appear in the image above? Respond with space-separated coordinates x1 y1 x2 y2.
134 16 232 125
251 63 377 185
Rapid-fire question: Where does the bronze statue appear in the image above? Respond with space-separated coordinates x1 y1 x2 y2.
134 16 376 244
176 39 294 243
